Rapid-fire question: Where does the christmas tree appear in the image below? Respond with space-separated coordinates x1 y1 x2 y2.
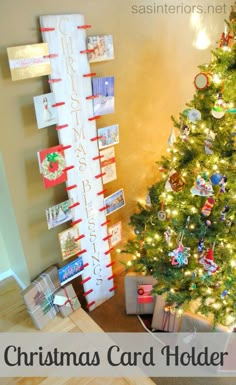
123 7 236 328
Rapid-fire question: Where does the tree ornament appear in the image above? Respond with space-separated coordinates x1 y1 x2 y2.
219 23 234 48
168 127 176 147
198 239 204 253
201 197 215 217
157 210 167 221
206 220 212 226
145 192 152 208
187 108 201 123
194 72 211 90
219 176 227 193
211 94 226 119
210 173 223 185
221 290 228 299
199 248 219 274
205 129 216 155
164 226 172 244
181 124 190 141
190 174 214 196
157 200 167 221
165 169 186 192
169 243 190 267
220 205 230 221
134 228 141 235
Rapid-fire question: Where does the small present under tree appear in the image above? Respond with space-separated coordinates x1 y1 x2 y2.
123 9 236 328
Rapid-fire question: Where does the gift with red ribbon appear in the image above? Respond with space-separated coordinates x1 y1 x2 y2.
22 265 60 330
54 284 81 317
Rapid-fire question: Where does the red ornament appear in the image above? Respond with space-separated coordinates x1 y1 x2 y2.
199 248 219 274
201 197 215 217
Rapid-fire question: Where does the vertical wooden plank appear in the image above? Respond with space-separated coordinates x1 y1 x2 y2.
40 14 114 310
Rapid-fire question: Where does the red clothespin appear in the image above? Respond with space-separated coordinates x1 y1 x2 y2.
88 115 101 121
106 261 116 268
63 165 74 172
77 25 92 29
95 172 106 179
80 49 95 54
107 273 116 280
101 220 111 227
103 234 113 241
99 204 109 212
86 95 99 100
76 249 87 256
83 262 89 269
55 124 68 130
97 189 107 196
86 301 96 309
60 145 72 151
90 136 102 142
69 202 80 209
65 184 77 191
105 247 114 255
83 73 96 77
83 289 93 297
40 27 55 32
93 154 104 161
74 234 85 241
71 219 82 226
52 102 65 108
48 78 62 83
81 276 91 285
109 286 117 292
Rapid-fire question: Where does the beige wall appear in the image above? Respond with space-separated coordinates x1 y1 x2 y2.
0 0 231 279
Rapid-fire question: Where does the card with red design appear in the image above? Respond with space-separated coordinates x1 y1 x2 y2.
100 146 117 184
38 145 67 188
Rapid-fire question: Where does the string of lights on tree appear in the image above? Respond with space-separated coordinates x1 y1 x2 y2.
122 5 236 328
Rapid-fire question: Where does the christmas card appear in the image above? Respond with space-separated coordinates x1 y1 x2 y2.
7 43 51 81
87 35 114 63
33 92 57 129
108 221 122 247
100 146 117 184
58 257 84 286
92 76 114 116
98 124 119 149
58 227 81 261
105 188 125 216
46 199 73 230
38 145 67 189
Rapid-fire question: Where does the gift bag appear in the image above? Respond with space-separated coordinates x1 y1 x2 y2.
54 284 81 317
22 265 60 330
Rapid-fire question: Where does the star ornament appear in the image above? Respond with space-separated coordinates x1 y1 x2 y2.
168 243 190 267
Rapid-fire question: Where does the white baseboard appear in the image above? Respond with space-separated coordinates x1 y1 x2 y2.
0 269 12 282
0 269 27 289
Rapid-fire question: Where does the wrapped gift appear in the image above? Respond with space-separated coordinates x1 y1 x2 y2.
54 284 81 317
125 273 157 314
151 294 182 332
22 265 60 330
180 311 228 332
